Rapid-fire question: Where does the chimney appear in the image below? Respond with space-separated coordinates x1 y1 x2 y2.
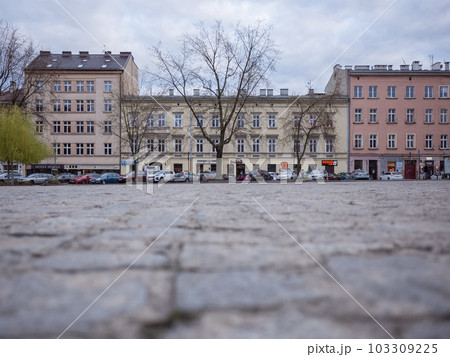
308 88 314 95
62 51 72 57
431 62 442 70
259 89 267 96
388 65 393 70
9 81 16 93
169 88 174 96
400 64 409 71
120 51 131 57
104 51 112 57
267 89 273 96
445 62 450 71
280 88 289 96
79 51 89 57
412 61 422 71
193 89 200 96
40 51 51 56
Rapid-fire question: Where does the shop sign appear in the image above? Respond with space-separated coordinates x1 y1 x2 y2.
322 160 338 166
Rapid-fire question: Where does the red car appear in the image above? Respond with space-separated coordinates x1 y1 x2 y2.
118 171 147 183
70 173 101 184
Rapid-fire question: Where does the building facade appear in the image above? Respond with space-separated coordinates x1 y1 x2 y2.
25 51 138 175
121 90 349 176
327 62 450 179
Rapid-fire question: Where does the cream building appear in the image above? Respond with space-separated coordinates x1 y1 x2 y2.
121 90 348 176
26 51 138 174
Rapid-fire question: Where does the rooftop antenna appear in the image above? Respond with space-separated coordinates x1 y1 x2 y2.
429 55 434 69
402 58 407 65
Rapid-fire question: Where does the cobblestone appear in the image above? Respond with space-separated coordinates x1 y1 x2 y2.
0 180 449 338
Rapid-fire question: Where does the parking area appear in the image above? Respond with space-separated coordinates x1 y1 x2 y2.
0 181 449 338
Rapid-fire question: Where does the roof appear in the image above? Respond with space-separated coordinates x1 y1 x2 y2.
0 89 25 105
25 51 133 72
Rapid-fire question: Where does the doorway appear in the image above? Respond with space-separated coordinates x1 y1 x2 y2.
369 160 378 180
404 160 416 179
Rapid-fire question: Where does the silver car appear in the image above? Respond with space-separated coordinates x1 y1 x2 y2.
0 172 24 182
173 171 199 182
23 173 55 184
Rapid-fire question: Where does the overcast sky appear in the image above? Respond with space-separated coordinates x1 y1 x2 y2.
3 0 450 94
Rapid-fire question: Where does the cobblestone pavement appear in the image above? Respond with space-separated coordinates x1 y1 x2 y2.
1 180 449 338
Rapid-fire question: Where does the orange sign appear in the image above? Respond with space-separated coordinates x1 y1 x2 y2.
281 162 288 170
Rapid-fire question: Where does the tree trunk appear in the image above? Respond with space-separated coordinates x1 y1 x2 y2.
216 147 224 179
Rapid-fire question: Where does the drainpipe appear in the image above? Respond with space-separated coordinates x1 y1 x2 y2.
347 70 351 173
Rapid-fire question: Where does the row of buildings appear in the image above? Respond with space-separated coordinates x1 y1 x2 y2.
2 51 450 179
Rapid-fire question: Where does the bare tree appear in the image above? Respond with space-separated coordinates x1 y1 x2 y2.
150 21 280 177
281 91 340 176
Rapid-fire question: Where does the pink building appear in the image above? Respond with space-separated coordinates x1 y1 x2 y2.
327 62 450 179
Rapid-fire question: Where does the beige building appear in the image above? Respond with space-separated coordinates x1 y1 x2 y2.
26 50 138 174
121 90 349 176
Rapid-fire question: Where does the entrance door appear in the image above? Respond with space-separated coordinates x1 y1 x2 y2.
404 160 416 179
174 163 183 173
236 163 245 176
369 160 378 180
267 164 276 173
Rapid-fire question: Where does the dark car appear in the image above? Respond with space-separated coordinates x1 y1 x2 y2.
91 172 120 184
200 171 216 182
57 173 76 183
327 172 340 181
337 172 350 180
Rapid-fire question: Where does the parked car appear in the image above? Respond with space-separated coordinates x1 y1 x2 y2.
337 172 350 180
278 169 297 180
153 170 175 183
200 171 217 182
22 173 55 184
350 169 371 180
327 172 340 181
118 171 147 183
249 170 265 181
57 173 76 183
0 172 24 182
91 172 120 184
310 169 328 180
264 172 279 181
380 171 404 180
236 173 250 181
70 173 101 184
173 171 199 182
146 167 161 182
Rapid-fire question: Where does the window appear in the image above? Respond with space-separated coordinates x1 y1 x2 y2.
237 138 245 153
354 86 363 98
252 114 260 128
368 86 378 98
425 134 433 149
35 121 43 133
369 134 378 149
86 121 94 134
35 81 43 92
53 143 60 156
211 115 219 128
129 115 138 127
237 114 245 128
441 135 448 149
425 109 433 123
406 86 415 98
157 114 165 127
86 100 94 112
211 139 219 153
309 114 318 127
86 143 94 156
76 100 84 112
53 121 61 133
63 100 71 112
86 81 94 92
158 139 165 152
104 143 112 155
293 138 302 153
131 139 137 153
174 139 183 152
174 114 182 127
104 81 112 92
387 86 396 98
441 109 448 123
147 115 154 127
64 81 71 92
76 81 84 92
439 86 449 98
104 121 112 134
76 121 84 133
268 138 277 153
196 138 204 152
293 115 301 126
53 81 61 92
406 108 414 123
406 134 415 149
425 86 433 98
369 109 377 123
268 114 276 128
354 108 362 123
53 100 61 112
353 134 362 149
76 143 84 156
388 108 396 123
147 139 154 152
325 138 334 153
35 100 43 112
252 138 260 153
63 121 71 133
309 139 317 153
63 143 71 156
104 100 112 112
195 115 204 127
388 134 396 149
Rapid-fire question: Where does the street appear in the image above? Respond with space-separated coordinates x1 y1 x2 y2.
0 181 449 338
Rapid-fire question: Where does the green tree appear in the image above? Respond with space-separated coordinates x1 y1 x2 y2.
0 105 51 184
